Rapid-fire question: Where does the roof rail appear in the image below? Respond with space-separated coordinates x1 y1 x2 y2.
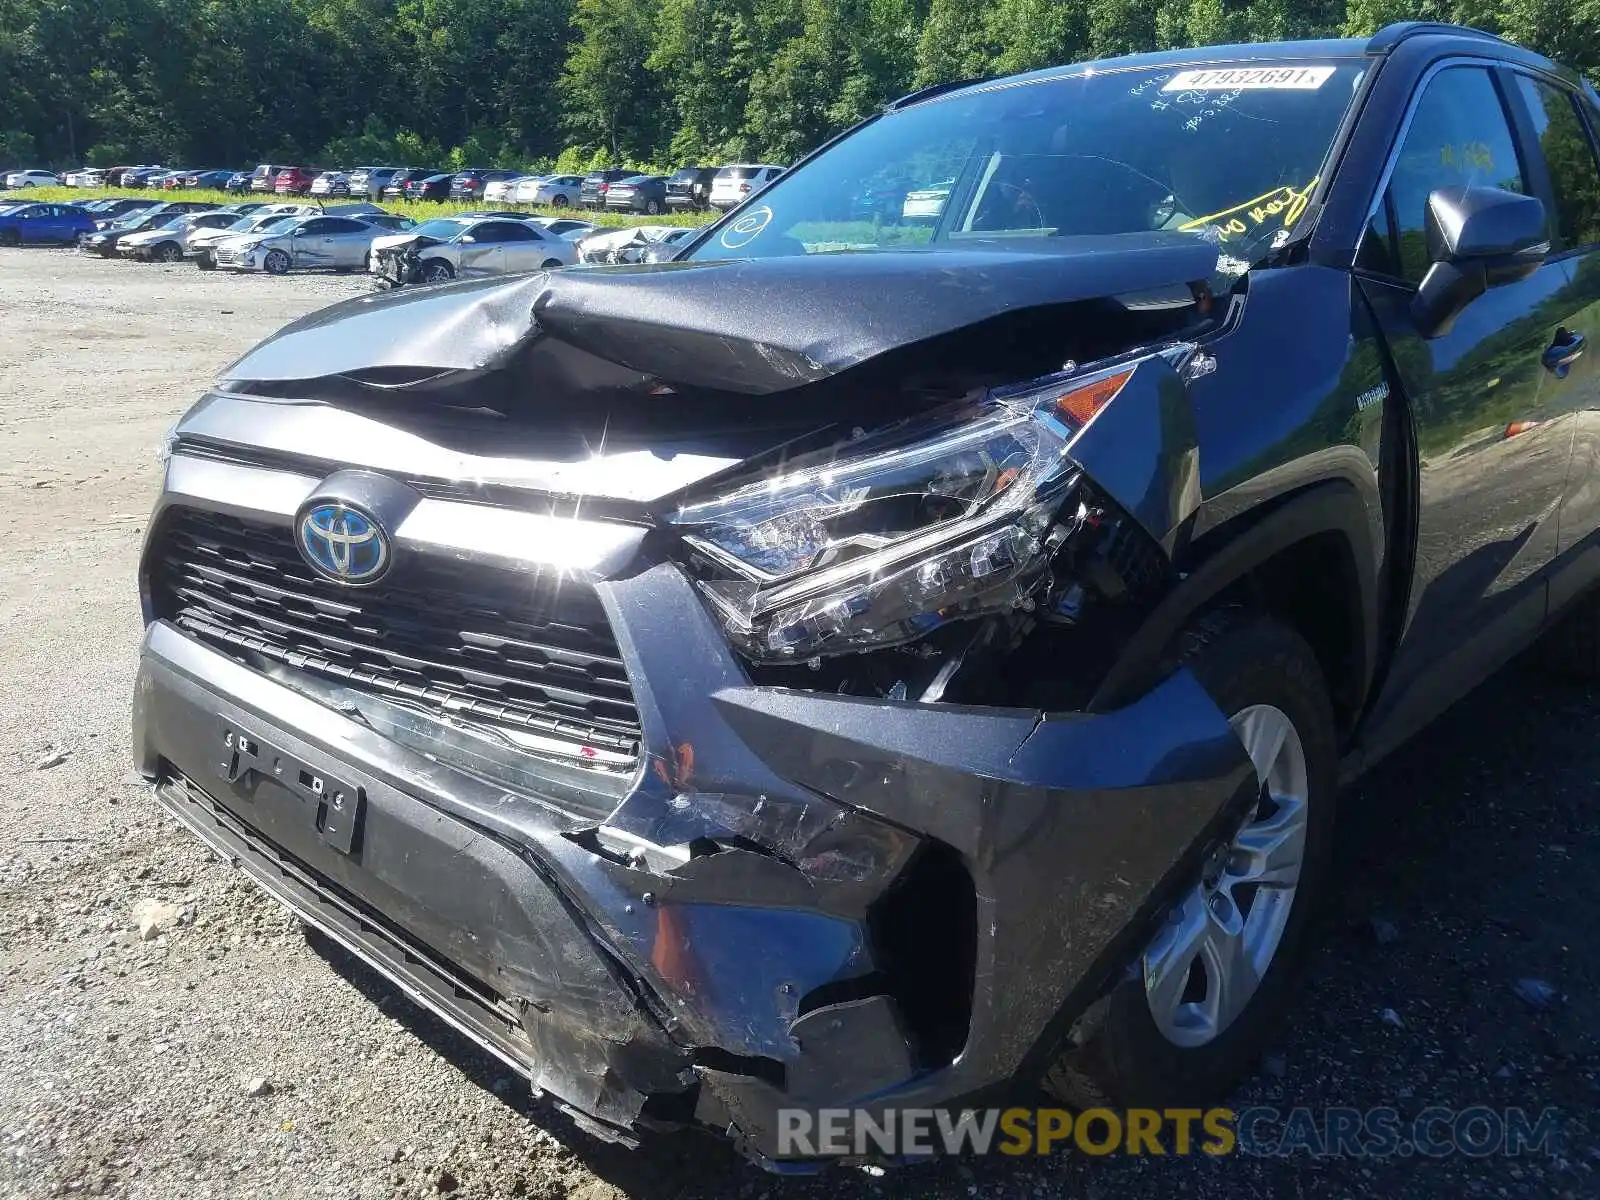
1366 21 1511 54
886 77 984 111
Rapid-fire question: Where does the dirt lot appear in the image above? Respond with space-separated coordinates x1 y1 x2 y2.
1 248 1597 1200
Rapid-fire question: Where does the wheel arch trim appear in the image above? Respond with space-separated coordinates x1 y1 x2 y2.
1088 479 1381 728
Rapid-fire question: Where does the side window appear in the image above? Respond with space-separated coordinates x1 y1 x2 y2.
324 219 367 234
1363 67 1525 284
296 219 331 234
1514 74 1600 251
475 222 534 242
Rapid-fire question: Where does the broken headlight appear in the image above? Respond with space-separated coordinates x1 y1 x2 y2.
669 357 1147 662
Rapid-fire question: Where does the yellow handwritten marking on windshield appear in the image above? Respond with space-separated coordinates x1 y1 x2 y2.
1179 177 1320 241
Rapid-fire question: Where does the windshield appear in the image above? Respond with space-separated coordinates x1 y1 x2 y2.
691 60 1363 263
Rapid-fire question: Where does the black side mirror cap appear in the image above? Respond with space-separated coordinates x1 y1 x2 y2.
1412 186 1549 338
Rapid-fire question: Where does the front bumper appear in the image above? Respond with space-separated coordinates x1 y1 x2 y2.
133 463 1252 1164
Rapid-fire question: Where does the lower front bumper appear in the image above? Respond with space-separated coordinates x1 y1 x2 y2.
134 613 1251 1163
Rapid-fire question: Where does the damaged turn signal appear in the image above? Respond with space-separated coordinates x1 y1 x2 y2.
670 350 1175 662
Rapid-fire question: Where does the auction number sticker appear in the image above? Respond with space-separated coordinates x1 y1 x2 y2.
1162 66 1334 91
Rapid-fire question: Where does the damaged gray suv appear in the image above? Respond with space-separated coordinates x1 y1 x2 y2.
134 23 1600 1165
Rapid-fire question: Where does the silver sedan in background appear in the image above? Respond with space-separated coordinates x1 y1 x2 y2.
214 212 415 274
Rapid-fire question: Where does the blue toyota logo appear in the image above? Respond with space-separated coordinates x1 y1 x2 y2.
297 503 390 584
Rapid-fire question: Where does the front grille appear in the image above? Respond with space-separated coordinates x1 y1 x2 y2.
148 507 642 771
214 245 244 266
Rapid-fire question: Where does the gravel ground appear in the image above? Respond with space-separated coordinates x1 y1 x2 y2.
0 248 1597 1200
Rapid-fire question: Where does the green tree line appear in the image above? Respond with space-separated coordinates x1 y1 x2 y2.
1 0 1596 173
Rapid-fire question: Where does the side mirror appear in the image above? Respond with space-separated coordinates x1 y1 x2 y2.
1411 186 1548 338
459 234 475 244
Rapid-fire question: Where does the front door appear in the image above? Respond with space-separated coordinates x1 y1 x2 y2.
1358 63 1588 741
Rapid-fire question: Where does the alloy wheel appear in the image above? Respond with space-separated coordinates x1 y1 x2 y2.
1142 703 1309 1048
264 249 291 275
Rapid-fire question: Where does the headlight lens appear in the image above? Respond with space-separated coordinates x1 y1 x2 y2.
670 355 1156 663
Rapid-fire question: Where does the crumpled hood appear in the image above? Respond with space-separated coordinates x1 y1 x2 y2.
222 232 1219 394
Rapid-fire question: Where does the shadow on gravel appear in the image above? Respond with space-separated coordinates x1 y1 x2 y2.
307 646 1599 1199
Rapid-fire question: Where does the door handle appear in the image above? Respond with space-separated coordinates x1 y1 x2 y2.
1542 328 1586 378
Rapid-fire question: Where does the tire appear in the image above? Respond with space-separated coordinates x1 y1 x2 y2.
196 252 216 271
155 241 182 263
0 229 18 247
421 260 454 283
1041 614 1337 1110
645 198 662 215
540 258 562 269
263 248 292 275
552 194 569 208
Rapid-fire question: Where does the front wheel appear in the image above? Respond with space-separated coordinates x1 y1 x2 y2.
421 260 454 283
155 241 182 263
540 258 562 269
1042 615 1336 1110
551 194 569 208
263 248 292 275
645 198 662 215
0 229 19 247
195 252 216 271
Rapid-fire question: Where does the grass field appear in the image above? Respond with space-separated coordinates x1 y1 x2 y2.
6 185 715 229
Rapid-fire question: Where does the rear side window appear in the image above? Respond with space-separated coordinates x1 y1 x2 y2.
1513 74 1600 251
474 222 537 242
1362 67 1526 283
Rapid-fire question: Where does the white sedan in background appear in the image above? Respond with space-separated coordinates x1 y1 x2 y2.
4 170 59 188
515 174 584 207
485 175 538 205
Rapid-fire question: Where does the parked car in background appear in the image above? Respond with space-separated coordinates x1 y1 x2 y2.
579 168 634 210
4 169 61 188
515 174 582 207
574 223 688 263
187 207 316 269
708 163 785 210
664 166 718 211
158 171 192 190
369 215 577 287
80 198 151 221
484 175 535 205
78 202 212 255
182 169 236 190
63 168 105 188
0 203 96 245
310 170 351 197
530 216 595 241
123 167 169 189
347 167 402 200
901 179 954 220
382 168 439 200
223 171 252 193
638 227 696 263
603 175 669 215
273 167 317 196
247 164 287 193
215 212 412 274
118 210 240 262
449 169 520 201
403 173 453 202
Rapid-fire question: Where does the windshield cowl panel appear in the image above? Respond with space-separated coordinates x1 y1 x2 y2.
689 59 1364 264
